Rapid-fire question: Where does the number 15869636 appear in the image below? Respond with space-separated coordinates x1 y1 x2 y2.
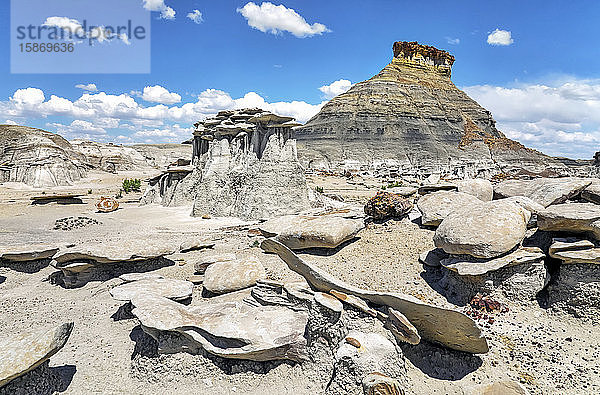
19 43 75 52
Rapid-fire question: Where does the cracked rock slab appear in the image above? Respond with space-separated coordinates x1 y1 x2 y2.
416 191 475 227
0 245 59 262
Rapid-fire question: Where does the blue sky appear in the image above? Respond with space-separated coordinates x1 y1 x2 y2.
1 0 599 158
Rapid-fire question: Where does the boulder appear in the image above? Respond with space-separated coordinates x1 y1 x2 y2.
494 177 592 207
52 241 178 265
434 200 530 259
130 293 308 361
363 373 404 395
550 248 600 264
497 196 545 214
261 239 489 354
538 203 600 239
259 214 364 249
51 240 178 287
456 179 493 201
203 256 266 294
386 186 418 197
110 278 193 302
441 247 545 276
364 192 414 221
416 191 476 226
0 322 73 387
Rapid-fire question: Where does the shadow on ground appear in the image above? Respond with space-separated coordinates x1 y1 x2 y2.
401 340 482 380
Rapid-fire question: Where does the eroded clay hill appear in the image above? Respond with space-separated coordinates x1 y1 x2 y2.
296 41 566 177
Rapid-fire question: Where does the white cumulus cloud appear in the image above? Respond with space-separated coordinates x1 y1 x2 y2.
464 78 600 158
187 9 203 24
75 83 98 92
319 79 353 99
237 2 330 38
4 119 18 125
142 85 182 104
142 0 175 20
43 16 83 35
11 88 45 105
487 29 514 46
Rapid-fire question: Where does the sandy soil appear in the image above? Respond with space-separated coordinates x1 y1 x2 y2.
1 173 599 394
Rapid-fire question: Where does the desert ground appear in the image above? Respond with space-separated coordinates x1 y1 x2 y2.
1 170 599 395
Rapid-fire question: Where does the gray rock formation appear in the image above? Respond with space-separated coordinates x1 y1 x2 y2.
0 125 88 187
295 41 568 178
456 179 493 201
0 322 73 388
142 109 315 220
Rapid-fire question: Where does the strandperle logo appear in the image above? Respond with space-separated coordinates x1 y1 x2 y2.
14 19 147 46
10 0 151 74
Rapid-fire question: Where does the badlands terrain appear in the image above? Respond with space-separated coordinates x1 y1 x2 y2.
1 42 600 395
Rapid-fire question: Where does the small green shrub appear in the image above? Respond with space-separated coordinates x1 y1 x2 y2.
87 189 93 195
315 186 324 193
122 178 141 193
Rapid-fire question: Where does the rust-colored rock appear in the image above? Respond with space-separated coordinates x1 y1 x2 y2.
364 192 413 221
96 196 119 213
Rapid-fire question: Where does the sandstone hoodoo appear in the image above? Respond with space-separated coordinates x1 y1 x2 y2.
142 108 314 220
296 41 566 177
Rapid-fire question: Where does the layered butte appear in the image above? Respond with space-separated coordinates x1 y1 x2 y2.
296 41 567 177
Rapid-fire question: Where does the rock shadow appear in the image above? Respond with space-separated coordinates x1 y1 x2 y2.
296 237 361 257
400 340 482 380
0 258 52 274
0 360 77 395
0 275 5 284
418 265 467 306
